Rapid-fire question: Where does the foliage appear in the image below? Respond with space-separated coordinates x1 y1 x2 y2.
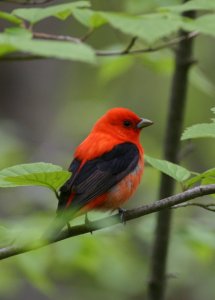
0 0 215 61
0 163 70 191
0 0 215 300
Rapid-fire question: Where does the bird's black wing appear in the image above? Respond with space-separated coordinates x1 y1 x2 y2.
58 142 140 212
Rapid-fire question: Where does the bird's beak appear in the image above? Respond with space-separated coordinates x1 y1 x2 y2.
137 118 153 129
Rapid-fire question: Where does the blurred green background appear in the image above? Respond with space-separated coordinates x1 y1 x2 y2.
0 0 215 300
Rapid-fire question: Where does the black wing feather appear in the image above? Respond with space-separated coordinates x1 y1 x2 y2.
58 142 139 211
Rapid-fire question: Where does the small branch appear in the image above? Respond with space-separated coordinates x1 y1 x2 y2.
95 32 198 57
172 202 215 212
121 36 138 54
0 184 214 261
33 32 81 44
80 29 95 42
0 32 198 62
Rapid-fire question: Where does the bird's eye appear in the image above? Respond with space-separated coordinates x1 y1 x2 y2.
123 120 132 128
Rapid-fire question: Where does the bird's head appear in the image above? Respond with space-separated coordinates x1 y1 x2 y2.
92 107 153 143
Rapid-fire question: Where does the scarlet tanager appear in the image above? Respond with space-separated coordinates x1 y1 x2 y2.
46 108 153 239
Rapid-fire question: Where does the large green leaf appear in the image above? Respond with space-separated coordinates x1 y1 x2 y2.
163 0 215 13
100 12 184 44
183 14 215 38
145 155 191 182
12 1 90 24
0 163 70 191
181 123 215 140
0 33 96 64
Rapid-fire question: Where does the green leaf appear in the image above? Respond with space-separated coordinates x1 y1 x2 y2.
0 11 22 25
99 56 134 83
0 33 96 64
145 155 191 182
73 8 106 28
100 12 183 44
5 27 32 39
183 14 215 38
181 123 215 140
184 173 202 188
0 163 70 191
163 0 215 13
141 50 174 74
13 1 90 24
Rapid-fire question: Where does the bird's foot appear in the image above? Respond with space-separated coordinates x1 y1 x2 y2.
118 207 127 225
85 214 93 234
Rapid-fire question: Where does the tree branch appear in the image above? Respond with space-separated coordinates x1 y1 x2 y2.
0 184 214 261
172 202 215 212
0 32 198 62
33 32 81 44
147 5 196 300
95 32 198 56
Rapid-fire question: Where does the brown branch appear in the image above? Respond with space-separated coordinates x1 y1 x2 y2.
0 32 198 62
147 6 196 300
0 184 214 261
95 32 198 56
33 32 81 44
172 202 215 212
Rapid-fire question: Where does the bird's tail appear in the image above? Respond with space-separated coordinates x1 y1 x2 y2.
42 211 75 242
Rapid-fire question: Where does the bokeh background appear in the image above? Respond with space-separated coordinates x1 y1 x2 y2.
0 0 215 300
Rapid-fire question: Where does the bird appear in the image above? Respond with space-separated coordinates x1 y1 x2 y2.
45 107 153 240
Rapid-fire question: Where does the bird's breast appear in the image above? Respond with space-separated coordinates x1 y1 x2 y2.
101 158 144 210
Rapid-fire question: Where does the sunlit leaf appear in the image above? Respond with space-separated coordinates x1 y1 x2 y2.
13 1 90 24
0 11 22 25
185 168 215 190
145 155 191 182
99 56 134 83
73 8 106 28
184 174 202 188
0 163 70 191
0 33 96 64
5 27 32 39
183 14 215 38
141 50 174 74
100 12 183 44
181 123 215 140
163 0 215 13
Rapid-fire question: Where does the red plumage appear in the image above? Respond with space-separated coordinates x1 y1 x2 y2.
45 108 153 239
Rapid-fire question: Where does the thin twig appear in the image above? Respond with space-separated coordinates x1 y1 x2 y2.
96 32 198 56
121 36 138 54
0 32 199 62
33 32 81 44
172 202 215 212
80 28 95 42
0 184 214 261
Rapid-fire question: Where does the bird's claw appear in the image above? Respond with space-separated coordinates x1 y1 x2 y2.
118 207 127 225
85 214 93 234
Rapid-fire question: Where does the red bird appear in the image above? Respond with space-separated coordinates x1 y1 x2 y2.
47 108 153 238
